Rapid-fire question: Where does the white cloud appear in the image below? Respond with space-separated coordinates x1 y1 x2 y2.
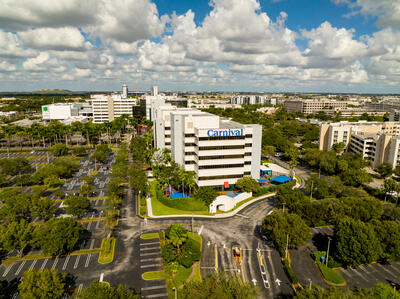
0 0 98 30
0 61 16 72
110 41 139 55
22 52 67 72
0 31 36 58
302 22 367 62
18 27 86 50
74 68 91 78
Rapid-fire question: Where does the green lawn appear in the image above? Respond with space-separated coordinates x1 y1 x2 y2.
140 233 159 240
150 181 211 216
316 261 346 285
98 238 116 264
142 270 166 280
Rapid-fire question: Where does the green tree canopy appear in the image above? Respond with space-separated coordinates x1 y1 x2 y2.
78 281 140 299
18 269 66 299
33 217 83 256
193 187 218 207
375 163 393 178
63 195 92 217
263 212 312 254
335 218 382 267
235 176 260 193
0 219 33 256
50 143 68 156
166 224 188 256
0 157 31 175
180 271 259 299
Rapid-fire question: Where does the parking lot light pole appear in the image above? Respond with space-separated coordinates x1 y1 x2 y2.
308 278 312 290
326 237 332 267
172 287 177 299
282 203 285 213
285 234 289 259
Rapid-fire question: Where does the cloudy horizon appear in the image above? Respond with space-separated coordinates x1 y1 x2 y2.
0 0 399 93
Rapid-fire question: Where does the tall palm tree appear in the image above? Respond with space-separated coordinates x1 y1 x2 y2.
186 171 196 196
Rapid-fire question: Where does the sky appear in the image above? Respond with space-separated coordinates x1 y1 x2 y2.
0 0 399 93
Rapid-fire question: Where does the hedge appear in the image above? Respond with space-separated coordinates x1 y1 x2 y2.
282 259 299 284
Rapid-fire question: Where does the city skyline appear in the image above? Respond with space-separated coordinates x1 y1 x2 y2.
0 0 399 93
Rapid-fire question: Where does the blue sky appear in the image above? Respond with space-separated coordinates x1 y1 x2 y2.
0 0 399 93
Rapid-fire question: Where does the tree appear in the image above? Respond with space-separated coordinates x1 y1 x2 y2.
235 176 260 193
63 195 92 217
335 218 382 267
332 142 345 153
180 271 259 299
0 219 33 256
90 144 111 163
33 218 83 256
0 157 31 175
371 219 400 261
376 163 393 178
305 177 330 199
193 187 218 207
262 145 275 157
50 143 68 156
332 197 383 222
0 190 33 222
77 281 140 299
383 178 398 202
44 175 62 188
72 147 87 157
393 166 400 177
31 197 56 220
341 168 372 186
262 213 312 254
179 237 201 268
18 269 66 299
166 224 188 256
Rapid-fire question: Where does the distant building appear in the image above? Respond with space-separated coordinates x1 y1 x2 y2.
90 94 137 123
389 110 400 122
284 99 347 114
230 95 269 105
151 85 158 96
122 84 128 98
319 121 400 168
42 103 92 121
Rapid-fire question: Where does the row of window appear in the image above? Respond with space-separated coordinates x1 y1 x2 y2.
198 154 244 160
198 163 244 169
198 172 251 181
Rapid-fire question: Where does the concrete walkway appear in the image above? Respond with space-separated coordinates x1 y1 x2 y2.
146 179 300 219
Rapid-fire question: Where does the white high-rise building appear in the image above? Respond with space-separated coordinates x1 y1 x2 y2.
154 106 262 188
151 86 158 96
42 103 92 121
122 84 128 98
90 94 137 123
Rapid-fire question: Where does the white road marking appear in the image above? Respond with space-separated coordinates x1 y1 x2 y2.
85 254 91 268
198 225 204 235
96 221 101 229
140 242 159 246
51 257 59 269
87 221 92 230
29 259 37 270
15 261 26 275
62 256 70 270
140 247 160 251
140 252 160 257
40 259 48 270
146 293 169 298
90 239 95 249
74 255 80 269
100 273 104 282
140 264 162 269
141 285 166 291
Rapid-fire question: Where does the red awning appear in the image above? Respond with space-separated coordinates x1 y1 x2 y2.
224 182 229 189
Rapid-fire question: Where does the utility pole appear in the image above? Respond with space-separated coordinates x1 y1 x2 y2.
326 237 332 267
310 179 314 200
308 279 312 290
285 234 289 259
282 203 285 213
191 212 194 233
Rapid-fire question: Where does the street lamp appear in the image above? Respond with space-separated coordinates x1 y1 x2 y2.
172 287 177 299
308 278 312 290
325 237 332 267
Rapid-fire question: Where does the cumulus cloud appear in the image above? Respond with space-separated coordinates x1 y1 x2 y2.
0 61 17 72
22 52 66 72
0 31 36 58
18 27 86 50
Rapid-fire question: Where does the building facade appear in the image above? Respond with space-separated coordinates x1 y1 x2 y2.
42 103 92 121
230 95 269 105
154 106 262 188
284 99 347 114
319 121 400 168
90 94 137 123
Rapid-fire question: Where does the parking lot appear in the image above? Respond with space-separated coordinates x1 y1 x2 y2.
338 262 400 289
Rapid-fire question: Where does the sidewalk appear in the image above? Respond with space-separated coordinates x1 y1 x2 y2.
146 178 300 219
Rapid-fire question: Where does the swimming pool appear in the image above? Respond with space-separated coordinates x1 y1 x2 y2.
226 192 239 198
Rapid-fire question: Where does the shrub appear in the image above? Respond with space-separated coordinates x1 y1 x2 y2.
161 243 177 263
179 238 201 268
139 206 146 216
282 259 299 284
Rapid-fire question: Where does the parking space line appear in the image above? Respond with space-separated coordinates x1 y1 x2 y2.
15 261 26 275
51 257 59 269
140 247 160 251
29 259 38 270
140 252 160 257
85 254 91 268
74 255 80 269
140 242 160 246
141 285 166 291
145 293 169 298
62 255 71 270
40 259 49 270
96 221 101 229
87 221 92 230
387 264 400 276
141 258 162 263
375 263 399 279
347 268 370 283
140 264 162 269
90 239 95 249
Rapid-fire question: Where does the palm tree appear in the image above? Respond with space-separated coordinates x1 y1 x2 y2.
168 224 188 256
186 171 196 196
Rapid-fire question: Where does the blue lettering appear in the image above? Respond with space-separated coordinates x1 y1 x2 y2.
207 129 213 136
206 129 244 137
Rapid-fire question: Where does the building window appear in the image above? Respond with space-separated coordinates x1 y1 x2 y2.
198 154 244 160
244 161 251 165
185 152 195 156
185 161 195 164
198 174 243 181
244 172 251 175
198 136 245 141
198 163 244 169
198 145 245 150
185 134 195 137
185 143 196 146
245 152 252 156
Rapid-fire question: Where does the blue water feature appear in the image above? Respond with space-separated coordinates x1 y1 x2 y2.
169 192 189 199
226 192 239 198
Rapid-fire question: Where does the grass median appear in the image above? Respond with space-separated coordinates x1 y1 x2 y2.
140 232 159 240
142 270 166 280
98 238 116 264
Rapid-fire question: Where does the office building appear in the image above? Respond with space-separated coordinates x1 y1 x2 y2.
122 84 128 98
151 85 158 96
42 103 92 121
319 121 400 168
90 94 137 123
230 95 268 105
154 106 262 188
284 99 347 114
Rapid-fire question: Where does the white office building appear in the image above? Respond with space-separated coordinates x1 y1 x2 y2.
90 94 137 123
42 103 92 121
154 106 262 188
230 95 268 105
